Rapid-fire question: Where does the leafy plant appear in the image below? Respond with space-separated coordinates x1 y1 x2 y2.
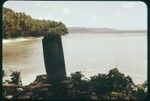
10 71 22 85
70 71 90 93
90 68 134 95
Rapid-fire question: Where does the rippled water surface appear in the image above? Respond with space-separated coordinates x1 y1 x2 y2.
3 33 147 85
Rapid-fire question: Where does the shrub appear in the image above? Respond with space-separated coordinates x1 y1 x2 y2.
10 71 22 85
106 68 134 92
90 74 108 94
90 68 134 95
70 71 90 92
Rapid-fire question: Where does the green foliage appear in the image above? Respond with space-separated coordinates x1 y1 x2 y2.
109 92 118 100
107 68 134 92
70 71 84 82
2 7 68 38
135 81 147 100
136 88 147 100
51 81 68 99
3 68 147 100
68 68 146 100
70 71 90 92
90 74 108 94
90 68 134 94
10 71 22 85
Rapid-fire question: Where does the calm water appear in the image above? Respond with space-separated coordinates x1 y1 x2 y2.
3 33 147 85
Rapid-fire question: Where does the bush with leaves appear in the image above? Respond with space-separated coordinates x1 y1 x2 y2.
90 74 108 94
10 71 22 85
3 68 147 100
90 68 134 95
70 71 90 93
135 81 147 100
107 68 134 92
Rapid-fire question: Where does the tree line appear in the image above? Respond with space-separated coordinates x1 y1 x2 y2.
2 7 68 39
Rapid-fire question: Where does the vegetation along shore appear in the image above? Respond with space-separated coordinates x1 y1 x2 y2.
2 68 147 100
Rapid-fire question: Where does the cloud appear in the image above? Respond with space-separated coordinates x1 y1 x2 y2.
62 8 71 15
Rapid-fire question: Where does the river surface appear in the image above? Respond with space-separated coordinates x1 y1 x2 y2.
3 33 147 85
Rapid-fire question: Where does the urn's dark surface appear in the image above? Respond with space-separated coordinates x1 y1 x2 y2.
42 34 66 82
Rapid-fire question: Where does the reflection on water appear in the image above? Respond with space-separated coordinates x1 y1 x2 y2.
3 33 147 85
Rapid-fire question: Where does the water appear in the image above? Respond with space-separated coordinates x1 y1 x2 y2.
3 33 147 85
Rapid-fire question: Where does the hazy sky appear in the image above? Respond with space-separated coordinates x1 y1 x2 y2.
3 1 147 30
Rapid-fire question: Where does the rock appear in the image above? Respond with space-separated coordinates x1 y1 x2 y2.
32 74 48 84
3 74 79 100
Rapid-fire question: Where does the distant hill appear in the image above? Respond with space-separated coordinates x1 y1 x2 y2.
68 27 147 34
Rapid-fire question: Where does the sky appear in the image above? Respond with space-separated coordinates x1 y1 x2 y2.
3 1 147 30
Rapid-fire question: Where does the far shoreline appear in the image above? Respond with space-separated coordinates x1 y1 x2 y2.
2 32 146 44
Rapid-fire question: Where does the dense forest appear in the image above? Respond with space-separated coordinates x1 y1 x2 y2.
2 7 68 39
